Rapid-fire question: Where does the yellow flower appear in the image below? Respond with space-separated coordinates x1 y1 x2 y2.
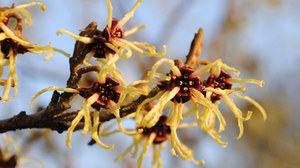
115 115 204 168
195 59 267 139
135 58 227 147
31 72 150 149
0 2 56 103
0 134 44 167
0 134 18 168
135 58 266 148
0 2 54 58
56 0 167 59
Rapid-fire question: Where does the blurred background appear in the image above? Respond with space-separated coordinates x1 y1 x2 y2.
1 0 300 167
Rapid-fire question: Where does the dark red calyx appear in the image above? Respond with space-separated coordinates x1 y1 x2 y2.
158 66 204 103
140 115 171 144
78 77 121 110
204 70 232 102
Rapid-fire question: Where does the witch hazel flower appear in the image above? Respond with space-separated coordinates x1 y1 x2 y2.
115 115 171 168
133 58 223 164
31 77 117 150
67 76 123 149
115 115 204 168
0 2 55 58
194 59 267 138
56 0 167 59
31 72 150 149
0 134 44 168
139 57 266 140
0 2 57 103
76 76 146 137
91 54 153 136
137 59 225 137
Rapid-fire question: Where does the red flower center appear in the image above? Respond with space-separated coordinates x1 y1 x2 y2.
204 70 232 102
102 18 124 42
78 77 121 110
88 18 124 58
140 115 171 144
158 66 204 103
0 39 29 59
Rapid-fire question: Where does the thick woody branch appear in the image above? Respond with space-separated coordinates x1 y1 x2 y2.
0 111 69 133
0 87 161 133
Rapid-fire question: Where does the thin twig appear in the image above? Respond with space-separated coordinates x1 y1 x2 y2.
185 28 204 68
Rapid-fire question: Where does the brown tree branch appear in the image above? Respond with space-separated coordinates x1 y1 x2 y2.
0 87 160 133
0 111 69 133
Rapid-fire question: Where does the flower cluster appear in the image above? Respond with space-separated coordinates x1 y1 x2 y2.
31 0 164 150
28 0 266 167
120 58 266 167
0 2 56 103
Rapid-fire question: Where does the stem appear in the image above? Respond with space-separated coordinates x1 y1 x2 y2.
185 28 204 68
